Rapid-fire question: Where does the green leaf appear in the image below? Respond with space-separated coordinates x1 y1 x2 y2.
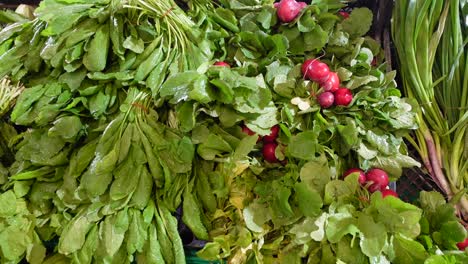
102 209 129 257
0 226 29 261
299 155 332 195
335 119 359 155
197 242 221 261
329 30 349 46
0 190 16 217
324 180 354 205
365 130 398 155
58 213 92 255
336 236 368 264
341 8 373 37
256 7 276 29
303 25 328 51
177 101 197 132
188 76 213 104
439 221 467 249
368 153 420 178
197 133 232 160
298 10 317 33
13 181 32 198
289 130 320 160
48 116 83 141
357 213 387 257
241 104 278 135
126 210 148 255
419 191 446 212
160 71 201 103
88 91 110 118
347 75 379 89
371 193 422 239
295 182 323 217
271 183 295 222
392 234 428 264
289 217 320 244
183 187 209 240
326 213 359 244
123 35 144 53
72 224 98 264
233 135 258 161
243 201 271 233
26 243 46 264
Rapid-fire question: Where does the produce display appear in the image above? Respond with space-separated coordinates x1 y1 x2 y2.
0 0 466 263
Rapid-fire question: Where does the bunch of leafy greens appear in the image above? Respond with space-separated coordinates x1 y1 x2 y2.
0 0 465 263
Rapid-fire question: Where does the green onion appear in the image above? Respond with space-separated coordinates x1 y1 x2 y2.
393 0 468 218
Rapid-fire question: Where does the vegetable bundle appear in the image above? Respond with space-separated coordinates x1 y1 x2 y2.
393 0 468 218
0 0 467 263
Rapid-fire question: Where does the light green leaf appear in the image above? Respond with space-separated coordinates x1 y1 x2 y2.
392 234 428 264
299 155 332 195
295 182 323 217
342 8 373 37
357 214 387 257
0 190 17 217
289 131 320 160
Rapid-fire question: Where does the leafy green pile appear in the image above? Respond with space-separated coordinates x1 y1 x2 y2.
0 0 466 263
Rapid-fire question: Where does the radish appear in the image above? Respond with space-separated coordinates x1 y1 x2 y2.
334 87 353 106
320 72 340 92
457 238 468 251
242 125 255 136
263 142 279 163
263 125 280 143
317 92 335 109
365 168 389 192
242 125 261 142
302 59 330 82
214 61 230 67
343 168 366 185
339 11 350 19
274 0 308 23
381 189 398 198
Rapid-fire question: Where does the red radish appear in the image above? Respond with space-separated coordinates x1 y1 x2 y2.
343 168 366 185
334 87 353 106
339 11 350 19
214 61 230 67
242 125 261 142
457 238 468 251
263 125 280 143
242 125 255 136
275 0 308 23
365 168 389 192
301 59 314 77
317 92 335 109
381 189 398 198
302 59 330 82
263 142 279 163
320 72 340 92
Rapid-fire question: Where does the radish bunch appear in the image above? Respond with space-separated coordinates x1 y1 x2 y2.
343 167 397 197
302 59 353 108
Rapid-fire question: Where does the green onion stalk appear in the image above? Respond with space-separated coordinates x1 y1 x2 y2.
392 0 468 220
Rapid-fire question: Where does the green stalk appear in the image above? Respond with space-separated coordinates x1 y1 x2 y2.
393 0 468 218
